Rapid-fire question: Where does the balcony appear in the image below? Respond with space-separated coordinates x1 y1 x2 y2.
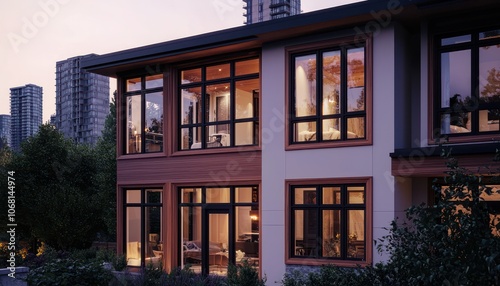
269 0 290 9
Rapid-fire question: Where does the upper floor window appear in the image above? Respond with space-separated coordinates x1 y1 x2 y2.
286 178 372 266
434 28 500 139
124 74 163 154
179 58 260 150
287 38 372 149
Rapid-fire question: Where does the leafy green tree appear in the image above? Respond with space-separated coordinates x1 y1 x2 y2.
376 150 500 285
94 93 117 241
279 149 500 286
9 124 103 250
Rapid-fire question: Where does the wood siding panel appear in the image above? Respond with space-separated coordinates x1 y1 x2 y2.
392 154 500 177
117 151 262 186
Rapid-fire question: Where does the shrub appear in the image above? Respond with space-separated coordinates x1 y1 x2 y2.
279 151 500 286
26 258 112 286
279 265 385 286
226 260 266 286
280 269 309 286
112 253 127 271
375 154 500 285
130 265 228 286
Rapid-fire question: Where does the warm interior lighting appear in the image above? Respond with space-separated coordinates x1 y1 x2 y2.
249 210 258 221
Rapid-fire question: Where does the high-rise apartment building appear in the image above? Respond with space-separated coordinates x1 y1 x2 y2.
10 84 43 152
243 0 300 24
0 115 11 148
55 54 110 146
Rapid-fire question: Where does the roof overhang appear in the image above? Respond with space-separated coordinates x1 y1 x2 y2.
81 0 500 77
80 0 419 77
391 143 500 177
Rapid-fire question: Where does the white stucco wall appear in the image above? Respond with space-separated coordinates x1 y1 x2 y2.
260 26 399 282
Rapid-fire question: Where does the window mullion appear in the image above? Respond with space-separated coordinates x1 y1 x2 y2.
471 33 480 134
201 71 207 148
341 48 348 140
317 52 323 142
140 189 146 267
141 88 146 153
229 79 235 147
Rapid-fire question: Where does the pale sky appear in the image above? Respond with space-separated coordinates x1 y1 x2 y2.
0 0 363 122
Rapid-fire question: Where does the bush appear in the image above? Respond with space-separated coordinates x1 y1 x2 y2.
112 253 127 271
227 260 266 286
129 265 227 286
375 154 500 285
279 265 385 286
279 151 500 285
26 258 112 286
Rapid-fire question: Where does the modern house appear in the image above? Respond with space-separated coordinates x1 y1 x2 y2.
55 54 110 146
82 0 500 282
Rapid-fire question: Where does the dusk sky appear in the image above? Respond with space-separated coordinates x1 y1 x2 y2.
0 0 363 122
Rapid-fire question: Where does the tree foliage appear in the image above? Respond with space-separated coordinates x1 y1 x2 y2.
94 93 117 241
376 149 500 285
8 124 104 250
280 149 500 285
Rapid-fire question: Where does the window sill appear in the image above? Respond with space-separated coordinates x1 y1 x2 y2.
285 257 370 268
285 138 372 151
428 134 500 145
118 152 167 160
171 145 260 157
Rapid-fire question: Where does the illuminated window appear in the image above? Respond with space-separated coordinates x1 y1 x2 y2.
124 188 163 267
287 37 371 149
434 27 500 139
179 58 260 150
287 179 372 265
124 74 163 154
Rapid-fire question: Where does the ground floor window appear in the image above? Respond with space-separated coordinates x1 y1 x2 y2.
439 183 500 236
179 186 259 276
124 188 163 267
287 178 372 265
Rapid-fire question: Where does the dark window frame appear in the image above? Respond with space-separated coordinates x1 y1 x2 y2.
285 177 372 267
123 188 163 268
432 25 500 143
123 74 164 155
289 183 366 261
285 36 372 150
177 185 259 274
178 58 260 151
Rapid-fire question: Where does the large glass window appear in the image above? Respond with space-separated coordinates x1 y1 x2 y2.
435 28 500 137
289 183 367 262
179 186 259 276
124 74 164 154
124 188 163 267
179 58 259 150
290 43 367 144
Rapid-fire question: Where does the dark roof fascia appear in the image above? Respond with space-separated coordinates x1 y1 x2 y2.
81 0 427 73
390 143 500 158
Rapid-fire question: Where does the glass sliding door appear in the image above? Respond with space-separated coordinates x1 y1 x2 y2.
205 211 229 275
179 186 259 276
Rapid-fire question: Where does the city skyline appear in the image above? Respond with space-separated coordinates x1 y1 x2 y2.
10 84 43 151
0 0 362 123
55 54 110 145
